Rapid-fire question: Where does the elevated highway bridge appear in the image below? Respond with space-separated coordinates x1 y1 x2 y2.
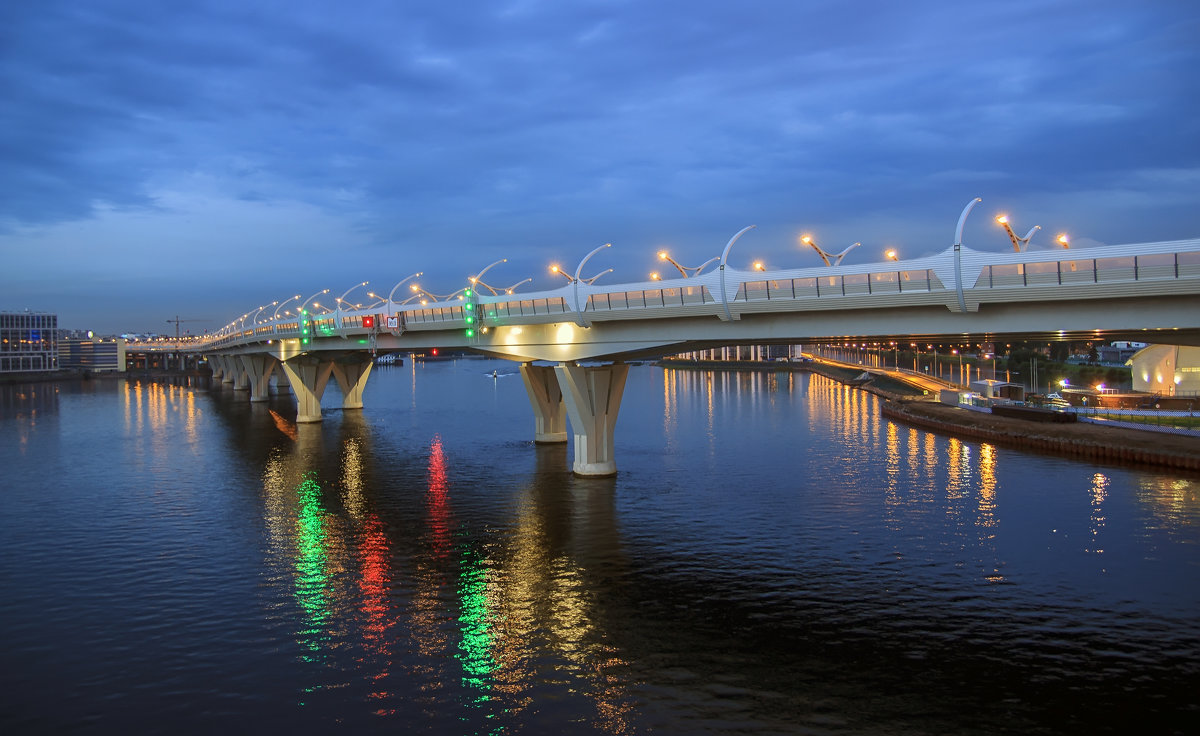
159 231 1200 475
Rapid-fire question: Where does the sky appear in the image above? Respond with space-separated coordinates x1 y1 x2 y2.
2 0 1198 335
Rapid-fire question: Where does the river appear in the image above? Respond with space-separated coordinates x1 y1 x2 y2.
2 359 1197 734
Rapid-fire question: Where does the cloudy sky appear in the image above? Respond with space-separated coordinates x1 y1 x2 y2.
2 0 1197 335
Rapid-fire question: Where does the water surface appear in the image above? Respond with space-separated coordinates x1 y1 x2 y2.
2 362 1197 733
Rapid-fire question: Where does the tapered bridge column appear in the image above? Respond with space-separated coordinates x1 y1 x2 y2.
279 358 335 423
208 356 224 382
330 357 374 410
520 363 568 443
554 362 629 477
239 354 280 403
219 355 237 385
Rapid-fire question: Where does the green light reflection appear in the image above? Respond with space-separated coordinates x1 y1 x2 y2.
455 545 496 703
295 470 332 664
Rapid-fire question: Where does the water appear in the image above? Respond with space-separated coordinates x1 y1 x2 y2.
2 361 1197 734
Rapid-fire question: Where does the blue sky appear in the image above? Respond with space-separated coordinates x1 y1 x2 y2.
2 0 1197 335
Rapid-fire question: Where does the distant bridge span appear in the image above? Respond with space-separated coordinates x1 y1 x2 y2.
180 236 1199 475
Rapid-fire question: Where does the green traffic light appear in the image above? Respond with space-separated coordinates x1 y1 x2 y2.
465 328 474 337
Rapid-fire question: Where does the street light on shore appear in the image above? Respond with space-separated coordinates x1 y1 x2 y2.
1056 233 1070 248
884 249 899 261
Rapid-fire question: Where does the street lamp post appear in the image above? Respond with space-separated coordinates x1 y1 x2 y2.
800 235 861 266
656 251 720 278
386 273 423 320
570 243 612 327
273 294 303 321
718 225 757 322
995 215 1041 252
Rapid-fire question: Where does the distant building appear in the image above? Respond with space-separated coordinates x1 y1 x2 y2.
59 336 127 372
1127 345 1200 396
1097 342 1140 365
0 311 58 373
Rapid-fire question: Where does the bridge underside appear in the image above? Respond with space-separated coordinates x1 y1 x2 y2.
384 293 1200 362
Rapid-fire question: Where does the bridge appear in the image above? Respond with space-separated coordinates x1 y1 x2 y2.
169 228 1200 476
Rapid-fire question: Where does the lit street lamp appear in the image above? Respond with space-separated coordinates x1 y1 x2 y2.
273 294 303 321
995 214 1041 252
801 234 860 266
656 250 720 278
884 249 899 261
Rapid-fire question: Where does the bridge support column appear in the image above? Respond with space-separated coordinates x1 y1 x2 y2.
520 363 567 443
208 357 224 383
220 355 237 385
554 362 629 477
279 358 334 423
229 356 250 391
271 365 292 395
239 354 279 403
330 357 374 410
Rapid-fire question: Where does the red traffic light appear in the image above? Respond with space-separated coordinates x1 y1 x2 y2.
362 315 375 329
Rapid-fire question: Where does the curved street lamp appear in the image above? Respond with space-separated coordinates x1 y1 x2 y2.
995 215 1041 252
801 235 861 266
656 251 721 278
884 249 899 261
410 285 467 302
246 301 279 327
335 281 370 312
273 294 303 321
383 273 423 317
717 225 758 322
954 197 982 247
299 288 331 316
570 243 612 326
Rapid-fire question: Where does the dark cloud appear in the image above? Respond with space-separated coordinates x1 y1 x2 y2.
1 0 1197 333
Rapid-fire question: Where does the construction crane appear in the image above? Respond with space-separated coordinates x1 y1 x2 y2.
166 316 206 341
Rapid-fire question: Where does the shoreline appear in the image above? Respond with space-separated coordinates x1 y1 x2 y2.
659 359 1199 472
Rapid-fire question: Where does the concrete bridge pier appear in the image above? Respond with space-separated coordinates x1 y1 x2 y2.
271 366 292 395
239 354 279 403
279 358 334 423
554 362 629 477
520 363 568 443
219 355 237 385
230 356 250 391
330 357 374 410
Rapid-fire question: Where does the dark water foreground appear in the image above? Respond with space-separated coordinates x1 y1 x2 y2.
1 362 1197 734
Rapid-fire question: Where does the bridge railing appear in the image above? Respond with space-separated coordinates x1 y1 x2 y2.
973 250 1200 289
732 268 942 301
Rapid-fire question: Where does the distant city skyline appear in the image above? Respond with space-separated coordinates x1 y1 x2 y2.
2 0 1198 335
